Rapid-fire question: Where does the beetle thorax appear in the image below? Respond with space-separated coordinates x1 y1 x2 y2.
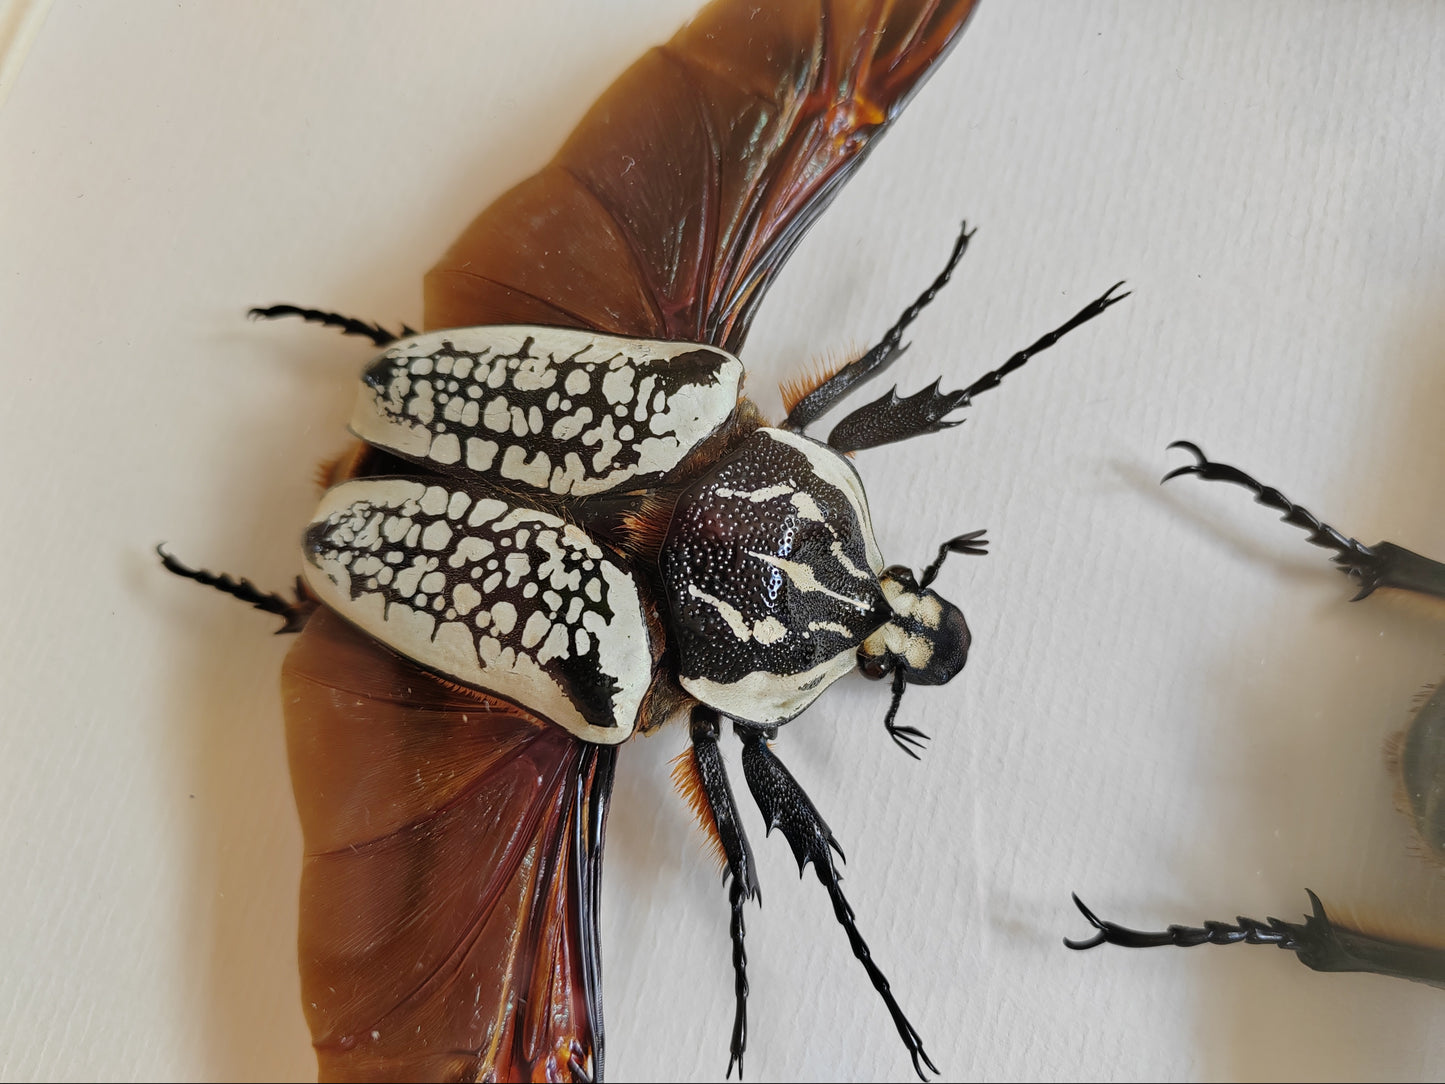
659 427 891 725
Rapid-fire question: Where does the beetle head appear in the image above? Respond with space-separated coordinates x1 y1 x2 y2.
856 564 971 687
856 530 986 750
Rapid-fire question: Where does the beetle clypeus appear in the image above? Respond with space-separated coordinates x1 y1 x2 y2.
161 1 1126 1079
1067 443 1445 989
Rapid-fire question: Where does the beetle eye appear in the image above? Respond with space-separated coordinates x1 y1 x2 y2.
857 648 893 681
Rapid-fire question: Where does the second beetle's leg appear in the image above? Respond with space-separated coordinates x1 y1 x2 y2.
734 725 938 1081
1163 441 1445 602
248 303 415 347
1065 890 1445 990
684 707 761 1079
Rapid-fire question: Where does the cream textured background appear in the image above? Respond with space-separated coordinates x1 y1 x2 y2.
3 2 1444 1081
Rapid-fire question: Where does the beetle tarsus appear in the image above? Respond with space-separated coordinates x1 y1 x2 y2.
736 727 937 1080
827 281 1128 452
248 303 413 347
688 708 760 1077
954 280 1129 405
883 668 928 759
1164 443 1445 602
725 875 748 1079
1067 890 1445 988
157 544 315 633
919 528 989 588
1064 891 1304 951
783 220 974 434
1161 441 1389 595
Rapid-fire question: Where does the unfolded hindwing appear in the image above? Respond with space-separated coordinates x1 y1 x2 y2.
350 326 743 497
302 477 652 744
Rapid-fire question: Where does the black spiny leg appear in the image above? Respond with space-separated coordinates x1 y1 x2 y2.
1066 891 1445 990
881 668 928 760
157 545 315 633
688 707 762 1078
735 726 937 1081
782 221 975 435
1164 441 1445 602
919 528 989 588
248 304 414 347
826 281 1129 453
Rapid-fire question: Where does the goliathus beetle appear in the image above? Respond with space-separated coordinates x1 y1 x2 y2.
166 220 1125 1077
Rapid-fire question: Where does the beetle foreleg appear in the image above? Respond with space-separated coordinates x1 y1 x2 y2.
1162 442 1445 601
826 281 1128 452
918 528 989 588
781 221 974 434
735 726 938 1081
1065 890 1445 989
882 668 929 759
684 707 761 1078
247 304 414 347
157 544 315 633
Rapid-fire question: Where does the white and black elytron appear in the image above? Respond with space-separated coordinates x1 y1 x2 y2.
163 225 1124 1079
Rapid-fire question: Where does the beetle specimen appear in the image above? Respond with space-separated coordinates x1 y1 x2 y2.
1067 442 1445 989
161 0 1125 1079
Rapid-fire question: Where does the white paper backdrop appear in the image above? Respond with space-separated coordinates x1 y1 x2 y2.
3 2 1444 1081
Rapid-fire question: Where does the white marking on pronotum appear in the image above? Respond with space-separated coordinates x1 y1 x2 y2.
747 552 874 610
829 540 872 580
791 491 825 522
755 428 884 574
687 584 790 645
716 483 794 504
681 647 860 728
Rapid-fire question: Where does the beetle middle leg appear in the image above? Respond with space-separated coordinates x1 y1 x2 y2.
679 706 760 1078
733 723 938 1081
825 279 1129 453
156 544 315 633
248 303 414 347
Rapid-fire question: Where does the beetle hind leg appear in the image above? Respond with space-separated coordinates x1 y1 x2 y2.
247 303 414 347
157 545 315 633
679 707 761 1078
824 280 1128 453
781 221 974 435
734 725 938 1081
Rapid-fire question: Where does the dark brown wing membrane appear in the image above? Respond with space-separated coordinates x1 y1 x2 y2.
425 0 979 351
282 610 613 1083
